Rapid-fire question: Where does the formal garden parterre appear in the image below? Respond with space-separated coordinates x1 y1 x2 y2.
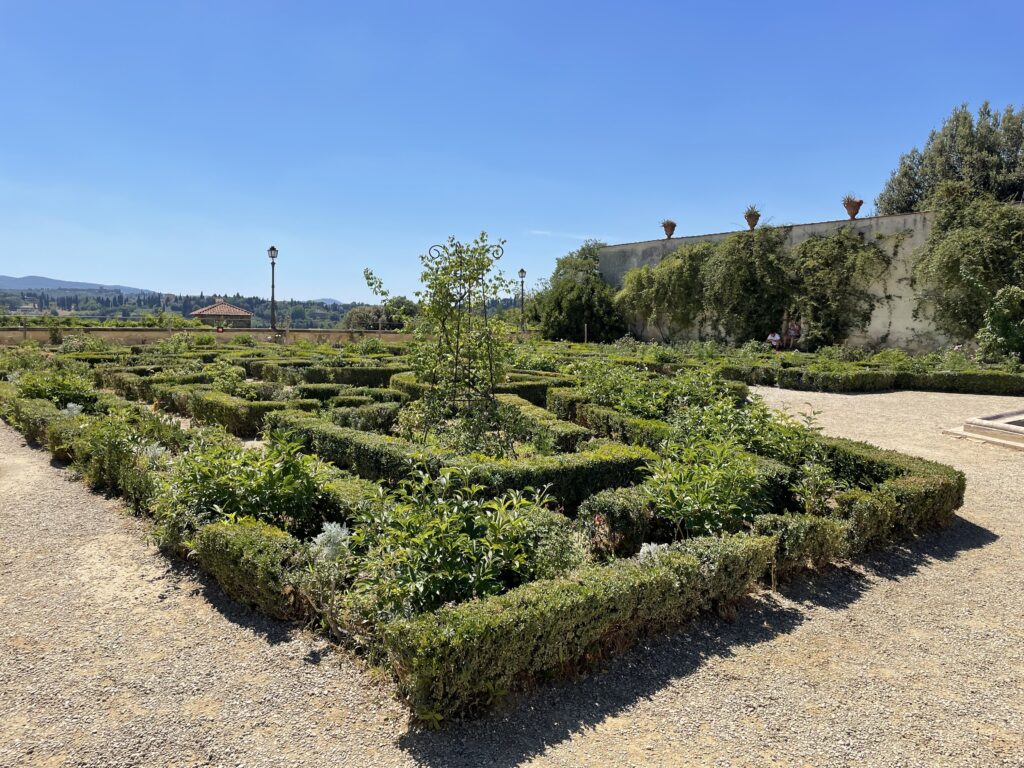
0 240 985 725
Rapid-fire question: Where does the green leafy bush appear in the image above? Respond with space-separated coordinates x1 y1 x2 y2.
977 286 1024 361
188 391 320 437
644 441 769 539
14 367 97 410
346 469 553 622
192 517 306 620
153 433 343 546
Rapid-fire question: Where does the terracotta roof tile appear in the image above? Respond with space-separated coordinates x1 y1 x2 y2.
190 300 253 317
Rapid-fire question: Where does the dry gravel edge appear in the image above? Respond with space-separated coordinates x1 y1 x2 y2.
1 388 1023 767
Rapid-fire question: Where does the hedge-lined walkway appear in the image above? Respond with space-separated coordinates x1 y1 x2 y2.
2 390 1023 767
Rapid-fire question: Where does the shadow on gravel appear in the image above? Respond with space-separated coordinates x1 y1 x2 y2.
858 516 997 583
399 593 805 768
161 558 296 646
398 515 998 768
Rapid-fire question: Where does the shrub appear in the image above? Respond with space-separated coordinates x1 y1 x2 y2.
153 433 343 546
346 469 555 622
382 550 703 720
72 410 174 512
750 514 849 575
9 397 61 444
192 518 307 620
381 533 774 721
575 403 671 450
329 402 402 433
495 394 593 452
644 441 769 539
977 285 1024 361
188 391 320 437
15 367 98 410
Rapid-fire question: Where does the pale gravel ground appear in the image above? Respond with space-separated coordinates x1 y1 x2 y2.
1 389 1023 767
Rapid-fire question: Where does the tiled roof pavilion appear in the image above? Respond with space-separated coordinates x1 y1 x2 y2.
190 300 253 318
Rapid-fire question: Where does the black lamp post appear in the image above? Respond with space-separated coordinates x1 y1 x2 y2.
267 245 279 331
518 268 526 333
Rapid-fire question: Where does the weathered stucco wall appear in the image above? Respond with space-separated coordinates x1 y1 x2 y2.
598 211 944 349
0 327 416 346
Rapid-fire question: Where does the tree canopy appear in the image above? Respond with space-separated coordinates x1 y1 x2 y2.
876 102 1024 214
536 240 626 342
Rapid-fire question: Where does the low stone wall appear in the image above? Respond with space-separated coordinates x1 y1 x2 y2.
598 211 945 349
0 326 416 346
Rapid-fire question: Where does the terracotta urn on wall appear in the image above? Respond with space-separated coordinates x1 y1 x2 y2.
842 194 864 219
661 219 677 239
744 205 761 230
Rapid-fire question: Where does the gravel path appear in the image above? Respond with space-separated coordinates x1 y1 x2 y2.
2 389 1023 767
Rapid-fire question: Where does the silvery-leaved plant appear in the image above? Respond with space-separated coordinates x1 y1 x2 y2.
311 522 352 563
637 543 670 563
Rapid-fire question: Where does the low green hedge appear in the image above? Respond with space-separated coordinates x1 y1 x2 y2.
451 440 654 510
721 362 1024 395
304 364 411 388
295 383 353 401
750 513 849 575
191 518 307 620
820 436 964 553
352 386 407 402
381 533 773 720
8 397 61 444
189 392 321 437
546 387 589 421
575 403 671 450
495 394 592 452
266 412 653 509
579 454 793 558
390 371 575 407
267 411 439 480
326 395 376 409
329 401 402 433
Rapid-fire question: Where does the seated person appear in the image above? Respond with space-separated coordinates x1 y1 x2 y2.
766 330 781 350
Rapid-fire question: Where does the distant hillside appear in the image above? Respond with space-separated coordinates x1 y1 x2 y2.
0 275 149 293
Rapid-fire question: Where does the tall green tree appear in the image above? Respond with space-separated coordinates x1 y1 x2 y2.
876 102 1024 214
537 240 625 342
913 182 1024 338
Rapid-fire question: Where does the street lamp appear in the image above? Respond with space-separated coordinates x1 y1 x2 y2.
268 245 279 331
517 268 526 333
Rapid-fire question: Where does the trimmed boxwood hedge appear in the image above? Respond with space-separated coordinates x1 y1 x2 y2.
329 401 402 433
578 454 794 558
575 402 671 450
266 411 654 509
189 392 321 437
719 362 1024 395
192 517 307 620
495 393 593 452
381 534 774 719
750 513 849 575
304 364 411 388
546 386 590 421
390 371 576 407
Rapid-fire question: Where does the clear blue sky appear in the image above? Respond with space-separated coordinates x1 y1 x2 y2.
1 1 1021 302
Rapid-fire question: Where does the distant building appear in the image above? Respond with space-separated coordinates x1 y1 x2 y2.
190 299 253 328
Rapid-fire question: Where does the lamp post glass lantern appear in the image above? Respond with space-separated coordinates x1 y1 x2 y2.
517 268 526 332
267 245 279 331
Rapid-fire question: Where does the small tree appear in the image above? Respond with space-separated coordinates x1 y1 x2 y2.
536 240 625 342
377 233 526 453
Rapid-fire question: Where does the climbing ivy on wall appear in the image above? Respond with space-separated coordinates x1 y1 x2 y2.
615 225 891 348
790 228 890 348
700 227 792 342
